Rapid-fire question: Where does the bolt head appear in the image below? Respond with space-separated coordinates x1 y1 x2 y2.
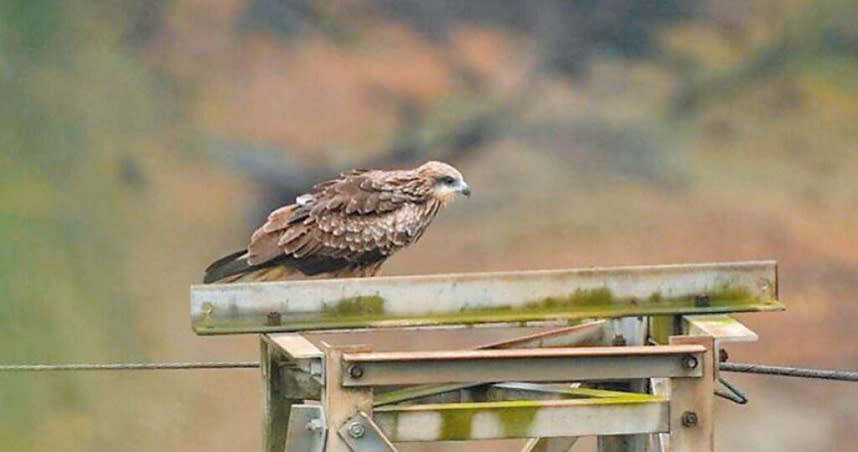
347 421 366 438
682 355 699 369
693 294 710 307
681 411 699 427
348 364 364 379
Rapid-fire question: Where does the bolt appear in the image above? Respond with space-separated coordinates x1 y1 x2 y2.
266 311 282 326
305 419 324 431
682 355 699 369
758 278 772 296
612 334 627 346
201 302 214 318
347 421 366 438
348 364 364 379
693 294 710 307
719 348 729 363
681 411 699 427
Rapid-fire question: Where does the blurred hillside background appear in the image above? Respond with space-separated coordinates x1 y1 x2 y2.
2 0 858 451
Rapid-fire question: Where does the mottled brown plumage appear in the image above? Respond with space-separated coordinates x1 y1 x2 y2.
203 161 470 283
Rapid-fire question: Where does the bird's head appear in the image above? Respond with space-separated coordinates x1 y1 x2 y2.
417 161 471 204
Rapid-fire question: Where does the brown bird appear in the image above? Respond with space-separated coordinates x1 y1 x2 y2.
203 161 471 283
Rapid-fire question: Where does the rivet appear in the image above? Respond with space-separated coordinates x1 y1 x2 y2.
682 355 699 369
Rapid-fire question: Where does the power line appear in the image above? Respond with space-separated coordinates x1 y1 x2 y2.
720 362 858 382
0 361 259 371
1 361 857 382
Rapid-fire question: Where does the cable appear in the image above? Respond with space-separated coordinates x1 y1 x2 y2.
1 361 857 382
720 362 858 382
0 361 259 371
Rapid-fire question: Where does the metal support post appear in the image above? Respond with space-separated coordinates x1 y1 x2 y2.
668 336 715 452
261 337 301 452
598 317 648 452
323 345 375 452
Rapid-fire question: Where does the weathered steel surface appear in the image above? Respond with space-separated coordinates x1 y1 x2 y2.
191 261 780 334
521 437 579 452
337 412 397 452
370 322 605 406
599 317 648 452
343 344 705 362
487 383 653 401
669 336 715 452
341 345 705 386
261 338 300 452
268 333 324 359
684 315 758 343
373 397 669 442
284 405 325 452
323 346 373 452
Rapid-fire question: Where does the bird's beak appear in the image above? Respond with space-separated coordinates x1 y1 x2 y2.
459 182 471 197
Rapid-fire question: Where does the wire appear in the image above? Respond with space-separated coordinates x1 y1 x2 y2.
1 360 857 382
720 362 858 382
0 361 259 371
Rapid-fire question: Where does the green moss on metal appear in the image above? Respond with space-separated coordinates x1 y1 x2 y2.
439 408 474 440
193 280 785 334
496 403 539 438
650 315 679 344
320 295 385 317
378 397 670 441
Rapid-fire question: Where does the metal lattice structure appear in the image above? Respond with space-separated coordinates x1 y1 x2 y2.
190 261 782 452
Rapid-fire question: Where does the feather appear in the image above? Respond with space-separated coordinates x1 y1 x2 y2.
203 161 463 283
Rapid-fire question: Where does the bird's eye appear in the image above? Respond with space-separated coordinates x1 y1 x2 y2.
440 176 456 185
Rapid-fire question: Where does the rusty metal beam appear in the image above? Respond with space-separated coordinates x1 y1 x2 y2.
372 397 669 442
191 261 780 334
341 345 705 386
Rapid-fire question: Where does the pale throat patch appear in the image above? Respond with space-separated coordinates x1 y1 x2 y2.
433 184 459 204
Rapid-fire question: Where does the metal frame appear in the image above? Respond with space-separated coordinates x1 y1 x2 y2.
193 261 780 452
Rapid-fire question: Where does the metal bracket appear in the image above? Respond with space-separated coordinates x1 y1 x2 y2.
284 404 326 452
338 412 398 452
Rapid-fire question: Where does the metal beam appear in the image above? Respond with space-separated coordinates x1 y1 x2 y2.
370 322 606 406
191 261 780 334
487 383 654 402
684 315 758 343
341 345 705 386
372 397 669 442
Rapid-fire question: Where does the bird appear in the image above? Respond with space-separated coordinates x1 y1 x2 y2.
203 161 471 283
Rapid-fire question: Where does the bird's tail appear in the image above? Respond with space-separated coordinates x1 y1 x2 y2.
203 250 252 283
203 250 303 284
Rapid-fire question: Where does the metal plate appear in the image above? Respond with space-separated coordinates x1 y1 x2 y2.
284 404 326 452
373 397 669 442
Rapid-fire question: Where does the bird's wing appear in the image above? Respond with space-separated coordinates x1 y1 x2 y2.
245 170 438 276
